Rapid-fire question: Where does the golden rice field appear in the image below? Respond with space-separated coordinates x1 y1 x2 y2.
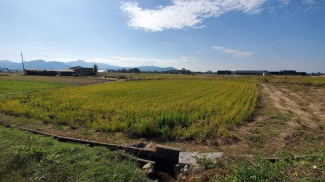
0 79 258 140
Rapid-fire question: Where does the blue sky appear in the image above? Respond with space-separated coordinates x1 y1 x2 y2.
0 0 324 72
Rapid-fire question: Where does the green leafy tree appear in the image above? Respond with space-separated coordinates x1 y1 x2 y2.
93 64 98 78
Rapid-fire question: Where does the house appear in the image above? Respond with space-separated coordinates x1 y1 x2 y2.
57 69 75 76
69 66 94 76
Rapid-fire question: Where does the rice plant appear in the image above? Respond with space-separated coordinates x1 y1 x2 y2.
0 79 258 140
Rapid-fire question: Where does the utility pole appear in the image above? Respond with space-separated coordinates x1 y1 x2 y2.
21 52 25 75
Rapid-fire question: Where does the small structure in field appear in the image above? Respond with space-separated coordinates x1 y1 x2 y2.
69 66 94 76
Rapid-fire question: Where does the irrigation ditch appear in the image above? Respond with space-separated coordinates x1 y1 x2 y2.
0 121 184 180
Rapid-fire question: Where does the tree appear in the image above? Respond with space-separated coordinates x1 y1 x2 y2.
131 68 140 73
93 64 98 78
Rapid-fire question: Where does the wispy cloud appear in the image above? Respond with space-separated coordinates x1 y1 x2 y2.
121 0 266 32
213 46 253 58
181 56 196 62
161 42 178 47
303 0 315 5
278 0 291 7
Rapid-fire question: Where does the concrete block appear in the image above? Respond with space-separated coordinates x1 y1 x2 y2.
155 144 184 163
179 152 224 165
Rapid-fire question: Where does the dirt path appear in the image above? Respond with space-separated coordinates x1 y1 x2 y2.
219 83 325 156
264 84 325 129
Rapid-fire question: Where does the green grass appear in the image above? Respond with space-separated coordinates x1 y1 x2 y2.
195 153 325 181
0 125 149 182
0 80 68 94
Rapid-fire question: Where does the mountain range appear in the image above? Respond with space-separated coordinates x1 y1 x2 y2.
0 60 177 72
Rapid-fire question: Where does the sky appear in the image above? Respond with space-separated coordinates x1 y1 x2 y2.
0 0 325 72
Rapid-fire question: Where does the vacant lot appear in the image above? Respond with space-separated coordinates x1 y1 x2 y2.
0 79 258 140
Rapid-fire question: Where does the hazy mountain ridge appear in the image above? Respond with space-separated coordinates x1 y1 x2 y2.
0 60 177 72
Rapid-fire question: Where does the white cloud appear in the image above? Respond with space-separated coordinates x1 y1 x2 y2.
213 46 253 58
121 0 267 32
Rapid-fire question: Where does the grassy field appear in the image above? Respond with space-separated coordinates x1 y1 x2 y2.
266 76 325 86
0 80 67 95
0 125 149 182
0 79 258 140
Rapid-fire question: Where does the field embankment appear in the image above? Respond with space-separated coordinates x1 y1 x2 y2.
0 74 114 86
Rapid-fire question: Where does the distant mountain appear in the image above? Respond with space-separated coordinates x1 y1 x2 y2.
0 60 23 70
66 60 122 70
0 60 177 72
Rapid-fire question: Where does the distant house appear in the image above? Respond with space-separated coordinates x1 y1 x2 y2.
69 66 94 76
57 69 75 76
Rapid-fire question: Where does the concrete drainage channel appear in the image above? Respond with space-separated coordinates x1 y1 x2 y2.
0 121 226 181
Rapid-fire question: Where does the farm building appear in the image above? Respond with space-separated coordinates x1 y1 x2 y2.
268 71 280 75
279 70 297 75
25 69 57 76
24 69 41 75
57 69 75 76
235 70 268 75
297 72 307 75
217 70 231 75
278 70 306 75
70 66 94 76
